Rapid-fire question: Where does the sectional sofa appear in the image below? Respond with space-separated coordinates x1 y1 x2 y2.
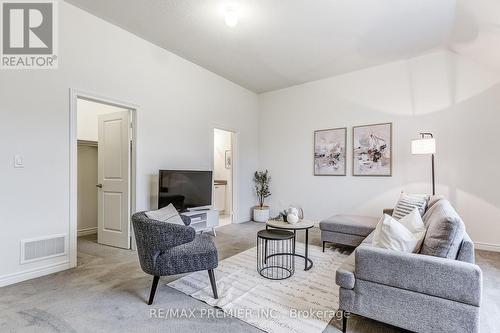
320 197 482 333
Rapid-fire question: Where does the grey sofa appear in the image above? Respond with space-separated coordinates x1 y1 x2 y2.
320 215 379 249
132 212 219 305
334 199 482 333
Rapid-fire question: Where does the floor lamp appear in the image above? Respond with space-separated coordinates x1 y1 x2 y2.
411 133 436 195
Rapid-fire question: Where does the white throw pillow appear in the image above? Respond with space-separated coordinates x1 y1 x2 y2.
145 204 185 225
372 208 427 253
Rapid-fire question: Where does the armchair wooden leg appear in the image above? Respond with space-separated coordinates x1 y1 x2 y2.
342 310 349 333
208 269 218 299
148 276 160 305
322 241 326 252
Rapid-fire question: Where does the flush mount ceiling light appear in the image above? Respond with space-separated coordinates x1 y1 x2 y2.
224 7 238 27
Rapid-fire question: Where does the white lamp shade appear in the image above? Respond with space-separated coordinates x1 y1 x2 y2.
411 138 436 155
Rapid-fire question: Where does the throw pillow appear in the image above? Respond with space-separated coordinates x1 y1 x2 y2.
372 208 427 253
420 199 465 259
145 204 185 225
427 194 445 210
398 208 428 251
392 192 429 220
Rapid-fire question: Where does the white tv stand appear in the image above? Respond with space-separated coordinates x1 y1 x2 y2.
181 209 219 236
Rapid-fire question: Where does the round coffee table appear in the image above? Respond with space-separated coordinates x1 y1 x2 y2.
266 219 315 271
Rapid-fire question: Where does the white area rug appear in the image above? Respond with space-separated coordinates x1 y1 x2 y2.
168 244 349 333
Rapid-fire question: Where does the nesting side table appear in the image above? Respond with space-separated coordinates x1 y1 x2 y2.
266 219 315 271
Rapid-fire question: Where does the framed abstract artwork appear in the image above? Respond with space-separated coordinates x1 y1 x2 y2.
352 123 392 176
314 127 347 176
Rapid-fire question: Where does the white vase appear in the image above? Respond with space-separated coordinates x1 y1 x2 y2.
287 207 299 216
253 206 270 223
287 213 299 224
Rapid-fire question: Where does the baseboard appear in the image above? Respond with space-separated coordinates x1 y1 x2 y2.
77 227 97 237
475 242 500 253
0 261 70 288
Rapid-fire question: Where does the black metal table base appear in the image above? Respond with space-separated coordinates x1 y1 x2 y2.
294 253 313 271
257 229 295 280
259 264 294 280
266 225 313 271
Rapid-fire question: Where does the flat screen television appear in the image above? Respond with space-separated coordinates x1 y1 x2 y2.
158 170 212 212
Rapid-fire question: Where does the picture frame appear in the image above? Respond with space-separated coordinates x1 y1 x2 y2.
352 122 392 176
225 150 232 169
314 127 347 176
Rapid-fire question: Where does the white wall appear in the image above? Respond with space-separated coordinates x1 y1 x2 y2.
0 2 259 286
259 50 500 250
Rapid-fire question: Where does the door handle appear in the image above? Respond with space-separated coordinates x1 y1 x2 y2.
96 184 103 188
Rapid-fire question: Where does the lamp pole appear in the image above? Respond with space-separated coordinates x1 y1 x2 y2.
431 153 435 195
420 133 435 195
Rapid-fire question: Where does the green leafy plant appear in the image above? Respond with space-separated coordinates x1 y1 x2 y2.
254 170 271 208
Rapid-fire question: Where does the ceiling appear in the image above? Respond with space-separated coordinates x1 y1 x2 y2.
64 0 498 93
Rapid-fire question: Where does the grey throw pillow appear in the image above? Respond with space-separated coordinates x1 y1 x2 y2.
427 194 445 209
420 200 465 259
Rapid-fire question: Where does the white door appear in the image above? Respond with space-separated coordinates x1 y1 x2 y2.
97 111 131 249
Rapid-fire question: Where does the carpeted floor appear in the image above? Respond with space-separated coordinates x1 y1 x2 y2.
0 222 499 333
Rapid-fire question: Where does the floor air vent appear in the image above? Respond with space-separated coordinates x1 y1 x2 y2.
21 234 67 264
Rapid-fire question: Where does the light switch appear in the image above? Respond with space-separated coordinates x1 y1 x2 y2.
14 154 24 168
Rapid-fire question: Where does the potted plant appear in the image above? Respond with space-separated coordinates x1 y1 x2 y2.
253 170 271 222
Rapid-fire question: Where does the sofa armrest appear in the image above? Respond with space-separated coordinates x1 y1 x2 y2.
457 233 475 264
355 247 482 306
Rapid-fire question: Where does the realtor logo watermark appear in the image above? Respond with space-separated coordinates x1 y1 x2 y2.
1 0 58 69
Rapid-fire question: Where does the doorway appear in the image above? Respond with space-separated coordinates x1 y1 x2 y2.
213 128 235 226
70 90 137 267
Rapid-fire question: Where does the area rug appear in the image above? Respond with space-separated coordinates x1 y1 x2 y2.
168 244 349 333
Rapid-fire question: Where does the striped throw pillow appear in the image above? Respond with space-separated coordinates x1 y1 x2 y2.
392 193 429 220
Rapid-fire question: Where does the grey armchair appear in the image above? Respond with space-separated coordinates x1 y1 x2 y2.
132 212 219 305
